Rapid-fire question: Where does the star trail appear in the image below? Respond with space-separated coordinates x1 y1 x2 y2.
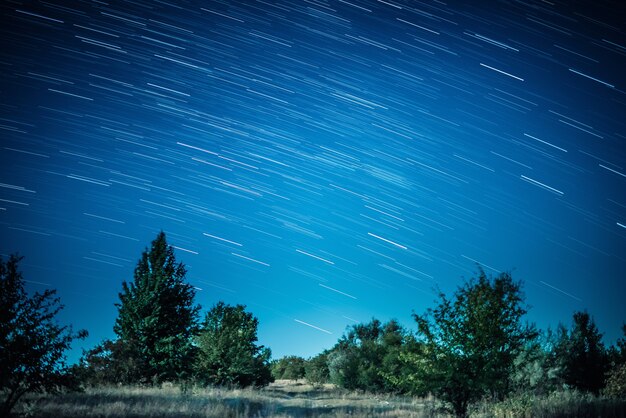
1 0 625 360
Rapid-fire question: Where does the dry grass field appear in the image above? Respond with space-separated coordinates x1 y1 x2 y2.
11 380 626 417
13 380 440 417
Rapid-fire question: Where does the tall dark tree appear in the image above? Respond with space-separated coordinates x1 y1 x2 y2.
114 232 200 384
555 311 609 394
0 255 87 416
403 269 536 418
195 302 273 387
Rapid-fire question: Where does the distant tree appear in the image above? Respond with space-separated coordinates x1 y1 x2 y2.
113 232 200 384
305 351 330 386
72 338 137 386
271 356 306 380
609 324 626 367
328 318 408 393
554 311 609 394
404 269 536 418
0 255 87 416
195 302 273 387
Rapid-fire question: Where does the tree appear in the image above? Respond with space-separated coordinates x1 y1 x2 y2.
72 338 137 386
509 329 565 395
405 269 536 418
305 351 330 386
0 255 87 416
327 318 408 393
113 232 200 384
195 302 273 387
554 311 609 394
271 356 306 380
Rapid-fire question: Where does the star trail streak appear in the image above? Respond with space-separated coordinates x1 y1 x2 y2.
0 0 625 360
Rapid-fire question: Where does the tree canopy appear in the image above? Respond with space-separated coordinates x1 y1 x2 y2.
402 269 536 418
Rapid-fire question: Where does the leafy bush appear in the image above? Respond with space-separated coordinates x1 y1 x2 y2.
304 351 330 386
327 319 408 393
271 356 306 380
604 362 626 399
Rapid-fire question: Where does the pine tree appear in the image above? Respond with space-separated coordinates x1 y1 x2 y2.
113 232 200 384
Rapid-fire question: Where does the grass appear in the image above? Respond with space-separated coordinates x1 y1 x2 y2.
11 381 626 417
14 380 440 417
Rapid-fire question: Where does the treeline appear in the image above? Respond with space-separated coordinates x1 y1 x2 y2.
2 232 625 418
272 274 626 417
1 233 273 416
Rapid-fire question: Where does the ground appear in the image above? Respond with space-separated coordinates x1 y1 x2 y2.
14 380 438 417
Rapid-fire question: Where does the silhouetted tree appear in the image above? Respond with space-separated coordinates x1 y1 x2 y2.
114 232 200 384
554 311 609 394
0 255 87 416
195 302 273 387
403 269 536 418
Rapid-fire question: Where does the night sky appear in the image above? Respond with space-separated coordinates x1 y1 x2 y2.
1 0 625 362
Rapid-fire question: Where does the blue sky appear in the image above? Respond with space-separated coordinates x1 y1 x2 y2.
1 0 625 362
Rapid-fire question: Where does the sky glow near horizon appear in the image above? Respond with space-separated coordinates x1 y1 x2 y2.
1 0 625 362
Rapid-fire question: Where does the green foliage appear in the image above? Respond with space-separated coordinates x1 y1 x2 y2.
271 356 306 380
327 318 409 393
554 311 609 394
195 302 273 388
405 269 536 418
0 255 87 416
113 232 200 384
304 351 330 386
604 324 626 398
604 362 626 399
509 329 565 395
73 338 138 386
474 389 626 417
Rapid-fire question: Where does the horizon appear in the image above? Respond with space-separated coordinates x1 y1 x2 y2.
1 0 625 364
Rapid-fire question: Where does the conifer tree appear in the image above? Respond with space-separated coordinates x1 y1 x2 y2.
114 232 200 384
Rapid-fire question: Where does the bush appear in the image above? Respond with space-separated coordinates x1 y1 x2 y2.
271 356 306 380
604 362 626 399
305 352 330 386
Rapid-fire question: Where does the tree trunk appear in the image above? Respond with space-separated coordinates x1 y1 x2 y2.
453 400 469 418
2 390 19 417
